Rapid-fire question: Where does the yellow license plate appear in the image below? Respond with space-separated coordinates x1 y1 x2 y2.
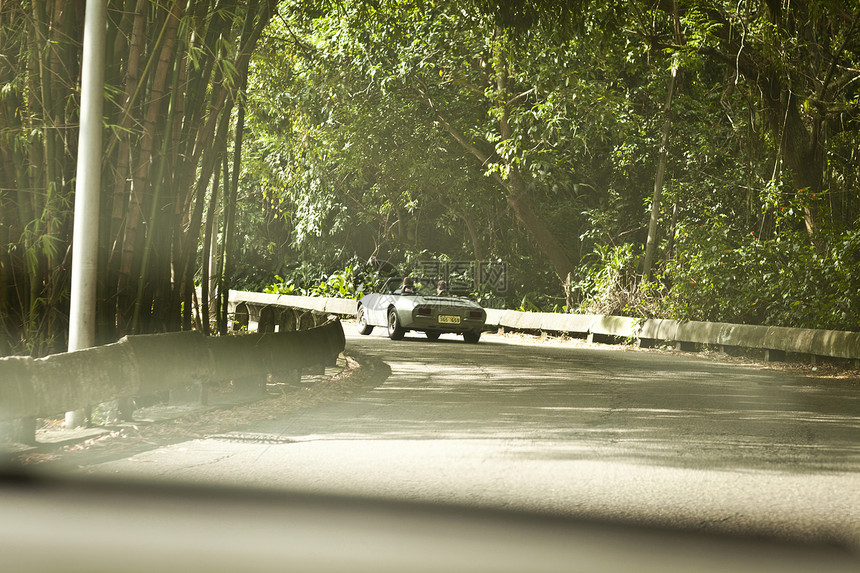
438 315 461 324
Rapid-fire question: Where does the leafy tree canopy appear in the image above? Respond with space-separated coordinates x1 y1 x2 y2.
236 0 859 330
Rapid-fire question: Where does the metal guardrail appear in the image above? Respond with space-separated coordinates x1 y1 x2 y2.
231 291 860 364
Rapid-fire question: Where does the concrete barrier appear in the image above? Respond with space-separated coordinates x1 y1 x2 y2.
230 291 329 313
676 321 731 345
0 356 37 424
639 319 681 342
484 308 504 327
120 331 214 395
537 313 574 333
325 297 360 316
502 310 542 330
590 315 638 339
0 316 345 426
1 343 141 422
9 288 853 433
763 326 860 359
229 293 860 362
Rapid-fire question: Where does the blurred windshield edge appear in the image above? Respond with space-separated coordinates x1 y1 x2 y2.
0 468 857 573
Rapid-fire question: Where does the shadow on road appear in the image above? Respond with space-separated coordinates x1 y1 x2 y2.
317 334 860 475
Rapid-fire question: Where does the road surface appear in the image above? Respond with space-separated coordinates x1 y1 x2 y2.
82 329 860 547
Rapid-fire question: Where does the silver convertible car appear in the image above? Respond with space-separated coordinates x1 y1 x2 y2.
356 277 486 342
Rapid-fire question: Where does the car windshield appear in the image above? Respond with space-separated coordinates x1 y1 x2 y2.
383 277 438 297
2 2 860 571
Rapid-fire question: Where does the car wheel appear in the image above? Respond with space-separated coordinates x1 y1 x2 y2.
425 331 441 341
463 331 481 344
387 309 405 340
356 306 374 335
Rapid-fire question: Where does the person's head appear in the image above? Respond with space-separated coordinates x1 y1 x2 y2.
402 276 414 289
436 280 448 293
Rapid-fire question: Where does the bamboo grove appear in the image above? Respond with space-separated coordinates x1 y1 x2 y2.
0 0 276 355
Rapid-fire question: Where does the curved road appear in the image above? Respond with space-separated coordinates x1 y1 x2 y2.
87 328 860 546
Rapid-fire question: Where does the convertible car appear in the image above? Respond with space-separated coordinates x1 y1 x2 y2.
356 277 486 342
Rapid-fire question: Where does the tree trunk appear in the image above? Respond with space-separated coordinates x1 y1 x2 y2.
642 62 678 282
120 1 182 332
201 168 220 335
219 154 236 336
462 215 484 261
106 0 146 334
643 0 682 282
221 77 249 335
766 88 826 238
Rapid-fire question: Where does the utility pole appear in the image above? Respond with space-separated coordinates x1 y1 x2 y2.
66 0 107 429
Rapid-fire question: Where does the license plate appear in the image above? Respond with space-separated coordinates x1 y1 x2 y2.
438 315 461 324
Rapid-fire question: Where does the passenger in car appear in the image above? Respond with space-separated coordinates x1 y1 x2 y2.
436 280 450 296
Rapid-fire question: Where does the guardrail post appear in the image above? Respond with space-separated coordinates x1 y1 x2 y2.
247 304 261 332
0 418 36 446
278 308 297 332
118 397 135 421
233 303 249 332
259 306 276 333
298 311 315 330
275 310 304 382
764 349 786 362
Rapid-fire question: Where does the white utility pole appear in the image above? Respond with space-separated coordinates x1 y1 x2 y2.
66 0 107 429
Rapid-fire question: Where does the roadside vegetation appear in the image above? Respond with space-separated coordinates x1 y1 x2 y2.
1 0 858 356
245 0 860 330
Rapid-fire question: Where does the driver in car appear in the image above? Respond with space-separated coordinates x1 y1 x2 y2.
395 276 416 295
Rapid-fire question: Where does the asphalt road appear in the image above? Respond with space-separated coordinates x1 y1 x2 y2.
83 328 860 547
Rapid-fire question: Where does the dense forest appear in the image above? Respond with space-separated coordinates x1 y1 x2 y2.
1 0 859 356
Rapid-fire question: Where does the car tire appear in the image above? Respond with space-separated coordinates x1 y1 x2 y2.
463 331 481 344
425 331 441 341
356 306 374 335
387 308 405 340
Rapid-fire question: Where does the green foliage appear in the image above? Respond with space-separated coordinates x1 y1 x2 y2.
229 0 860 332
659 224 860 331
264 262 381 300
515 292 568 314
573 243 653 317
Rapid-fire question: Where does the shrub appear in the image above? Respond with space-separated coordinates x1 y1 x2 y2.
659 224 860 330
